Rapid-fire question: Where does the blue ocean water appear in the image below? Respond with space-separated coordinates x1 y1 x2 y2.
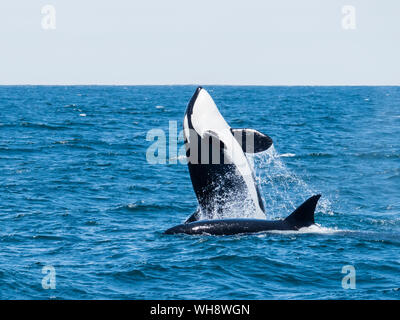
0 85 399 300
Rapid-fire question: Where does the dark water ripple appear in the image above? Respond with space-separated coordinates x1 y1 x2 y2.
0 86 399 299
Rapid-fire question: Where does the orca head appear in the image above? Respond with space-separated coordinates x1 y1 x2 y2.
183 87 273 222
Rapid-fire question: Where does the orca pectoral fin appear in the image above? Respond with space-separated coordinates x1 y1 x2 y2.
184 209 201 224
284 195 321 229
231 128 273 153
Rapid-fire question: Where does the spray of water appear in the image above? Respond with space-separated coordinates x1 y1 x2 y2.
196 170 266 221
193 145 332 222
247 146 333 218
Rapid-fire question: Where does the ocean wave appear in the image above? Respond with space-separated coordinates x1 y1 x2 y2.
106 269 147 280
20 122 69 130
0 147 39 153
115 201 175 212
307 152 335 158
32 235 66 241
360 217 400 227
354 152 400 159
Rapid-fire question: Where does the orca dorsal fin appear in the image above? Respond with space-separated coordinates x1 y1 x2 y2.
284 195 321 229
230 128 273 153
184 209 200 224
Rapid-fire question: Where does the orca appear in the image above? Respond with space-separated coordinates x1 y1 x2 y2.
165 195 321 235
165 87 322 235
182 87 272 222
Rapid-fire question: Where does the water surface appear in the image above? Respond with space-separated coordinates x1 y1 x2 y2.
0 86 399 299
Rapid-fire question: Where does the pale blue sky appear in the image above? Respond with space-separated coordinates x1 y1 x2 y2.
1 0 399 85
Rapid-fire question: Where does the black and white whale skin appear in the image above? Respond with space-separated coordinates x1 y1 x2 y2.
165 87 322 236
165 195 321 235
182 87 273 222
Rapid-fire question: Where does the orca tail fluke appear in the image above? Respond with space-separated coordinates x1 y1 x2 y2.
284 194 321 229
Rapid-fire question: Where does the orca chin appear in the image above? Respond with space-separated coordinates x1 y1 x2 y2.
165 87 323 235
165 195 321 235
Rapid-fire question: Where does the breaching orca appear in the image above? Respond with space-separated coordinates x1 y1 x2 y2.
164 87 321 236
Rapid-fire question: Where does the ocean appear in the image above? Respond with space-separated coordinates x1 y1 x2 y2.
0 85 399 299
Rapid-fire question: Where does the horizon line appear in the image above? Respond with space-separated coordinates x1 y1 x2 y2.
0 83 400 87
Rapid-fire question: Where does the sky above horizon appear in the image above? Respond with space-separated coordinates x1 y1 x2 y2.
1 0 399 85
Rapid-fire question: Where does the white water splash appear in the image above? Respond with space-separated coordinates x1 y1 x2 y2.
247 146 333 218
279 153 296 158
194 145 332 221
255 224 342 236
197 170 266 221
